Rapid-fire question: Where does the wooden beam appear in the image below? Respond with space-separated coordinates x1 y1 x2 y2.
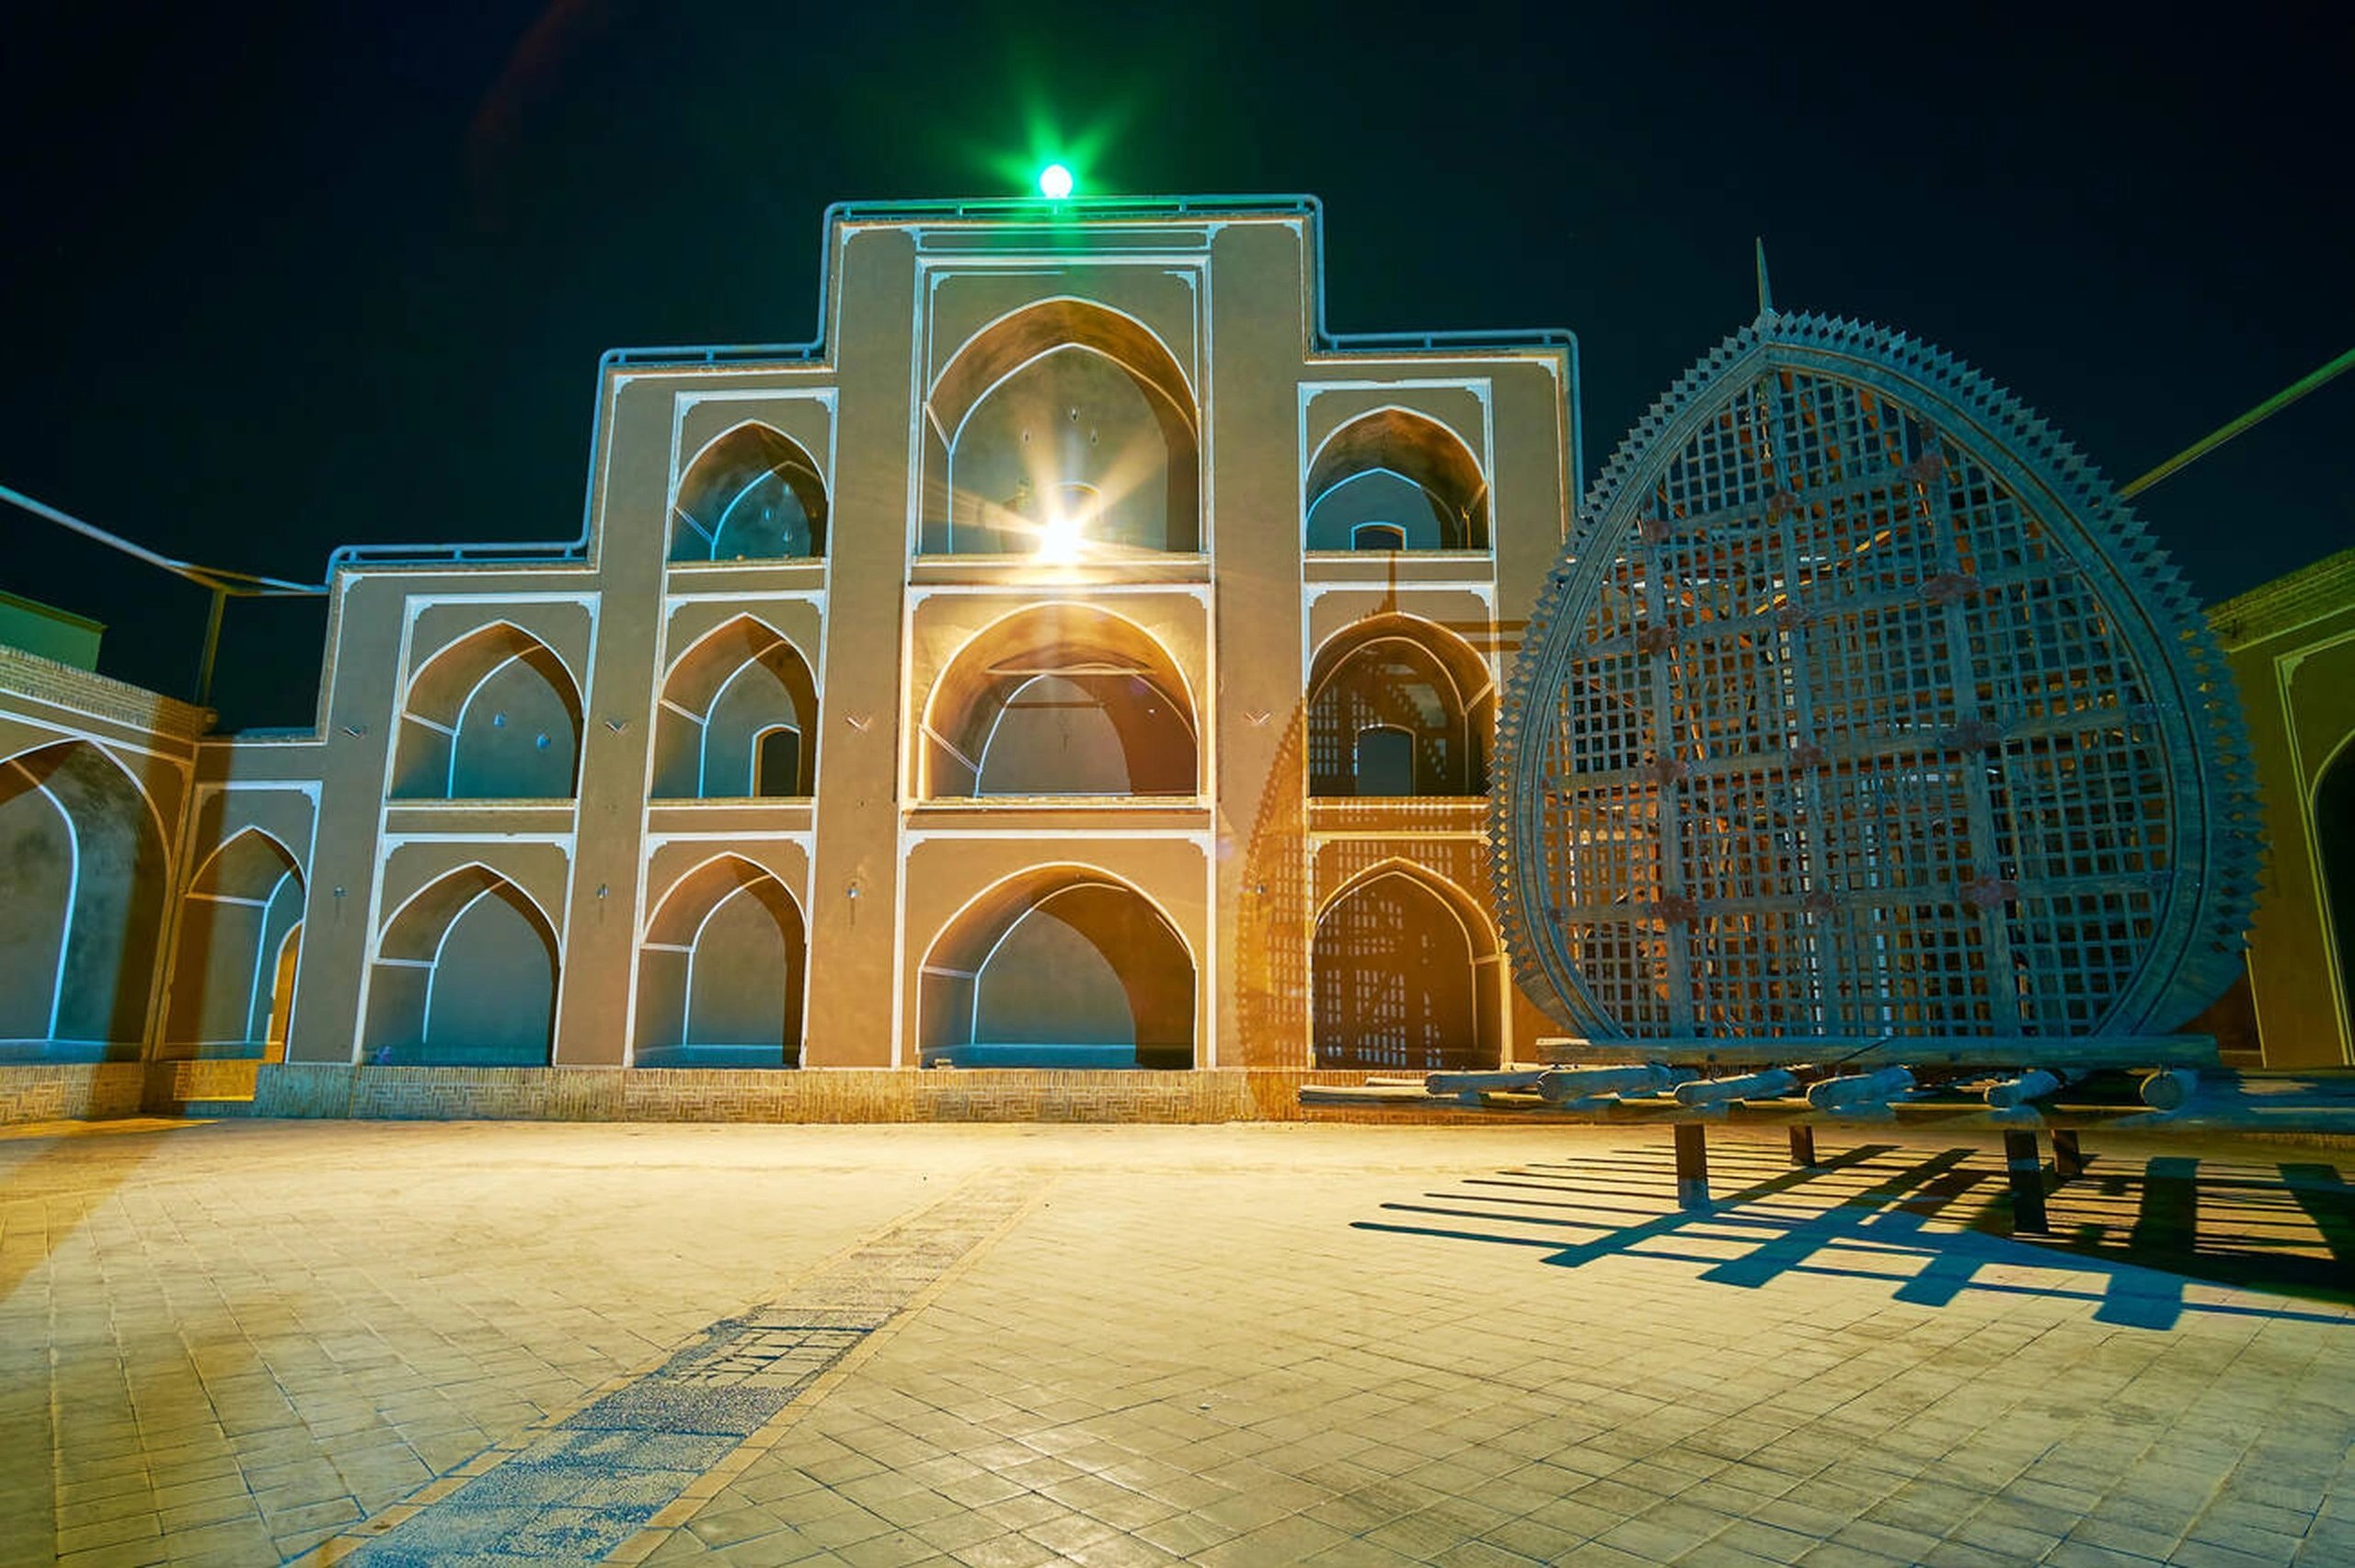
1534 1036 2221 1070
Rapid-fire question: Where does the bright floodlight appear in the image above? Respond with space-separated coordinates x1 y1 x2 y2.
1038 163 1074 200
1037 507 1083 564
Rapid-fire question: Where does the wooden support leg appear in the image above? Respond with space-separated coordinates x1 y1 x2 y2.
2005 1128 2049 1236
1674 1123 1710 1209
2051 1128 2084 1180
1787 1125 1817 1168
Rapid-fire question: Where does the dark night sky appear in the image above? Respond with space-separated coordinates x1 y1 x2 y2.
4 1 2350 727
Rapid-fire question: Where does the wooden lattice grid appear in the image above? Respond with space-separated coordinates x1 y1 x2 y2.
1495 313 2263 1047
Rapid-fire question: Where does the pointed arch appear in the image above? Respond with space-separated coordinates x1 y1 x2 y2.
2312 735 2355 1056
917 864 1195 1069
0 739 169 1053
363 864 558 1065
636 854 806 1067
921 602 1198 799
392 621 582 799
1306 407 1489 551
652 615 819 798
163 827 305 1056
925 298 1200 555
1306 614 1496 797
1312 862 1499 1072
671 421 828 563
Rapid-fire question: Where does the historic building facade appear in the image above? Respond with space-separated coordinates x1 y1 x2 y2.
0 197 1579 1095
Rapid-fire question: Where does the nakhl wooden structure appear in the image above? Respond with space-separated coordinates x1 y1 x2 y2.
1313 303 2275 1229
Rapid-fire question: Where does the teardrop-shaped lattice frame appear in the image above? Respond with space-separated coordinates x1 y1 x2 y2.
1495 314 2261 1046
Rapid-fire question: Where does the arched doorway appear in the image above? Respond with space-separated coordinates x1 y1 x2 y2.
1307 620 1493 797
922 604 1197 799
2316 742 2355 1045
636 857 806 1068
650 617 819 798
363 866 558 1065
163 828 304 1058
0 740 168 1056
1313 868 1494 1073
919 870 1194 1069
1304 407 1489 552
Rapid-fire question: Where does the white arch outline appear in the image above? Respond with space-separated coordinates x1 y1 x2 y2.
0 735 173 855
637 852 810 1064
1304 403 1489 496
670 419 830 562
373 860 566 964
397 619 585 799
2303 727 2355 1061
1304 613 1494 710
927 294 1201 429
186 824 303 897
919 600 1204 799
972 670 1197 798
659 610 811 691
1 749 77 1041
748 723 805 798
1308 859 1499 1071
915 862 1200 1063
419 882 561 1058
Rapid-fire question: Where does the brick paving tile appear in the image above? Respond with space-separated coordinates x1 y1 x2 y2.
6 1119 2352 1566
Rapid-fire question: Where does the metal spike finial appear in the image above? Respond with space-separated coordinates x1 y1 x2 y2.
1754 237 1775 318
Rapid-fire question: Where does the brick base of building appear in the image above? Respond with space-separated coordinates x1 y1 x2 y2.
229 1065 1515 1125
1 1061 1529 1127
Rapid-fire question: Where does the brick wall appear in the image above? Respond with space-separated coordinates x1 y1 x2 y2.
0 1065 147 1124
245 1066 1513 1125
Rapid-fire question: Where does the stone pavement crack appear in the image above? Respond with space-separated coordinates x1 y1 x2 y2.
310 1173 1040 1566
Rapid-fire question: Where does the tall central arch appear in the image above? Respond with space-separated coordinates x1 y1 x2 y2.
925 299 1200 556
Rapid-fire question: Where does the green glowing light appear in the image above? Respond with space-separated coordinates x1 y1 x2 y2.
1037 163 1075 200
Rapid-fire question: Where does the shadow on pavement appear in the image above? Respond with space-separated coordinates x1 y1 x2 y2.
1354 1137 2355 1332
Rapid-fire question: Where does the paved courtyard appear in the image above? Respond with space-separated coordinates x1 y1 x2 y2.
2 1117 2350 1568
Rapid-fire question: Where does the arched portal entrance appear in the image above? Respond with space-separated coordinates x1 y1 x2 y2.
1312 868 1496 1072
163 829 304 1058
363 866 557 1065
636 857 806 1068
2316 742 2355 1046
919 870 1194 1069
0 740 168 1056
922 604 1197 799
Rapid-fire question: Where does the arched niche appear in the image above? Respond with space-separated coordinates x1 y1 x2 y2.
1313 866 1497 1072
918 868 1195 1069
636 856 805 1068
2316 740 2355 1047
925 299 1200 555
651 618 819 798
923 604 1197 799
1306 618 1494 797
1305 408 1489 551
362 865 557 1066
671 424 828 563
391 623 582 800
163 828 304 1058
0 741 168 1055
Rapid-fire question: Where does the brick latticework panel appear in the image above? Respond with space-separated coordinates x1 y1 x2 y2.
0 646 212 738
0 1065 146 1125
244 1066 1511 1125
